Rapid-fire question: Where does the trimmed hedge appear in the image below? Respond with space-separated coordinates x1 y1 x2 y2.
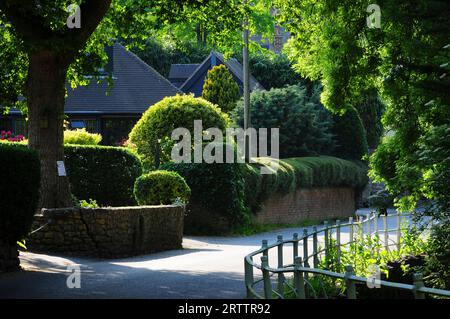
129 94 230 168
134 170 191 205
161 162 249 235
65 145 142 207
0 143 40 243
64 128 102 145
163 156 368 234
245 156 369 212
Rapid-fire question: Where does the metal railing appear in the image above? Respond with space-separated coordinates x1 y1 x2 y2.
244 212 450 299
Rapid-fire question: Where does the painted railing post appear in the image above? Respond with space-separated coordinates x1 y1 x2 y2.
383 214 389 251
293 233 299 259
336 220 341 268
413 273 426 299
344 265 357 299
312 226 319 268
349 216 354 243
262 239 268 258
397 212 402 251
303 229 309 266
294 256 306 299
324 221 329 269
261 256 272 299
244 257 254 299
277 235 284 297
374 212 379 238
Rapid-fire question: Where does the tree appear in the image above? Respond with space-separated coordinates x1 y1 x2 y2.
202 65 241 114
0 0 253 209
276 0 450 212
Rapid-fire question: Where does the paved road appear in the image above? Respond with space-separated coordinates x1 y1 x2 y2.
0 210 409 299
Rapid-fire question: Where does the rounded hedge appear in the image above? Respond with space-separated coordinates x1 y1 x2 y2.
134 170 191 205
0 143 40 243
129 94 230 168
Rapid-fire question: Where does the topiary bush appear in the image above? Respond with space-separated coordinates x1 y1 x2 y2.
134 170 191 205
0 143 40 244
232 84 335 158
129 94 230 168
161 162 250 235
202 64 240 114
64 145 142 207
64 128 102 145
331 106 369 161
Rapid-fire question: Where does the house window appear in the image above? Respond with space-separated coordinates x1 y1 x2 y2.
70 119 99 133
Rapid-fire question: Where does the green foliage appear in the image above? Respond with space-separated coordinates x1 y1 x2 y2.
277 0 450 213
245 156 369 212
233 84 336 158
202 64 240 114
248 52 308 90
162 156 367 234
161 162 249 235
64 128 102 145
130 37 210 77
354 92 384 149
129 94 230 168
0 143 40 243
134 170 191 205
78 199 100 208
64 145 142 207
331 106 369 161
422 221 450 290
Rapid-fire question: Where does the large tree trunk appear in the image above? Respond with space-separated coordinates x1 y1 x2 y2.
27 50 73 209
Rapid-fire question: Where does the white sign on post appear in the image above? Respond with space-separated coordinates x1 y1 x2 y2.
57 161 67 177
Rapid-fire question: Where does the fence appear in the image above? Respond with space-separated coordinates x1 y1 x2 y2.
244 211 450 299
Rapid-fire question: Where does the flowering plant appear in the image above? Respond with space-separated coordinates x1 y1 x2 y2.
0 130 26 142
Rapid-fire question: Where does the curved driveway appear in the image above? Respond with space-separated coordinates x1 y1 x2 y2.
0 210 405 298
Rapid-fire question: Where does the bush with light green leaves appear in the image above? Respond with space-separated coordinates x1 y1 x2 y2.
134 170 191 205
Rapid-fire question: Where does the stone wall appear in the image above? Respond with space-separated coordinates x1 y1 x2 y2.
27 205 184 258
0 240 20 272
253 187 356 225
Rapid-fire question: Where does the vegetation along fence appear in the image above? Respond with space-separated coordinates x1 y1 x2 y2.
244 212 450 299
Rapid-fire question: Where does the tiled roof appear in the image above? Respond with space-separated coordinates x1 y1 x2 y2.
65 43 181 114
169 64 201 80
179 51 264 94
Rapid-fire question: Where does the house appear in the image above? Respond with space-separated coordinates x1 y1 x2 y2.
1 43 181 145
169 51 264 97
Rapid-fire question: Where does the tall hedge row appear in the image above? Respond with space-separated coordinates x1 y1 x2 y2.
0 143 40 243
65 145 142 207
163 156 368 234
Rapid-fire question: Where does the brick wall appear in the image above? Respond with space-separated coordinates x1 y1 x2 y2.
27 205 184 258
253 187 355 225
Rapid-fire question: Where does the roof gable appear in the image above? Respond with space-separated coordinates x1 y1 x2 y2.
179 51 264 95
65 43 181 114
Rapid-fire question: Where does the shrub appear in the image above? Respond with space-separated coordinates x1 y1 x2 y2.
202 64 240 114
0 143 40 243
134 170 191 205
161 162 250 235
64 145 142 206
129 94 230 168
162 156 367 235
64 128 102 145
233 84 335 158
331 106 368 161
